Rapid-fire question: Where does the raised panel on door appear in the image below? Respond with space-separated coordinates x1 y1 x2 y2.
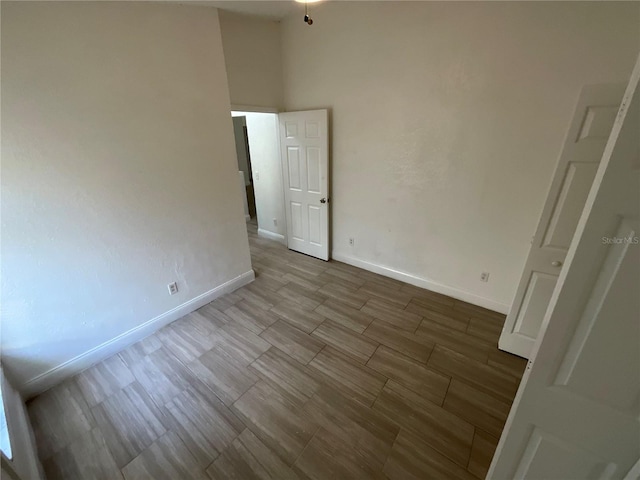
514 428 616 479
554 217 639 411
305 121 320 138
287 147 302 191
285 121 298 138
513 272 557 338
542 162 600 249
290 202 304 241
306 147 321 194
500 84 624 359
308 205 321 245
577 106 619 141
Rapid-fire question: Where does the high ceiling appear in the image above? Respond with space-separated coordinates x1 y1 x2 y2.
181 1 301 20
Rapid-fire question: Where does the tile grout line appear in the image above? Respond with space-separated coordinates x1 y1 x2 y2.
290 423 322 470
32 225 521 479
306 343 328 365
380 426 402 475
370 377 391 409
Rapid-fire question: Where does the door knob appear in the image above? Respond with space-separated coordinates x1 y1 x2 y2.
551 260 562 267
320 198 328 204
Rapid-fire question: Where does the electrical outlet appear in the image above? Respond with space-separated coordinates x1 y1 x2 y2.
273 218 277 227
168 282 178 295
349 237 354 246
480 272 490 282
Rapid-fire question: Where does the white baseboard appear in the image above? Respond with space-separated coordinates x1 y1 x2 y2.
258 228 286 245
331 252 509 315
20 270 255 398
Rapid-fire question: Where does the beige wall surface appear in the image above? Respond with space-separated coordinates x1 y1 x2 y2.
219 10 284 109
281 1 640 311
1 2 252 392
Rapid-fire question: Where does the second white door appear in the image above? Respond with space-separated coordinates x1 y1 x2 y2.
499 84 624 358
279 110 330 261
489 54 640 480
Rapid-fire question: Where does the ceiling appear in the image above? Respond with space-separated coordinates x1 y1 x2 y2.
180 1 301 20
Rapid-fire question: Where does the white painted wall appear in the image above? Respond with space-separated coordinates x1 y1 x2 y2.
237 112 286 240
281 1 640 312
1 2 252 395
219 10 283 109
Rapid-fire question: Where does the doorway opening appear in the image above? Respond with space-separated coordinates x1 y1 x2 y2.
232 116 256 220
231 109 330 261
231 111 287 245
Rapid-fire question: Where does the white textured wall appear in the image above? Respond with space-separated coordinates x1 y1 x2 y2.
244 113 286 238
281 1 640 311
1 2 252 390
219 10 283 109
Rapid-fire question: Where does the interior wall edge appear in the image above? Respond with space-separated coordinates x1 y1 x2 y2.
17 270 256 400
332 251 510 315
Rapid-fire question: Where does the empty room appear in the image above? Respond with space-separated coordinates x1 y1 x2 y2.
1 1 639 479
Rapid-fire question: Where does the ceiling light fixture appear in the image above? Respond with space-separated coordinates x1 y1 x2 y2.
294 0 320 26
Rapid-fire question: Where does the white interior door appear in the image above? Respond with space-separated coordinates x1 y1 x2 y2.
499 84 624 358
489 56 640 479
279 110 329 260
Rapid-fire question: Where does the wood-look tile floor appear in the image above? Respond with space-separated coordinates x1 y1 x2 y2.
28 222 527 480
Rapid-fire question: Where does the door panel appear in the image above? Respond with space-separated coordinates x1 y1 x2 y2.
308 205 322 245
489 56 640 479
287 147 301 190
514 428 616 479
500 84 624 358
285 121 298 137
305 121 320 138
542 163 599 248
513 272 556 338
290 202 304 240
554 217 639 411
279 110 329 260
307 147 322 193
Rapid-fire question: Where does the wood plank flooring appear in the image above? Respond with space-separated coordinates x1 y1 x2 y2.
28 221 526 480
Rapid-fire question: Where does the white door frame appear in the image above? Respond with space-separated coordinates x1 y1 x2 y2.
231 109 288 245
